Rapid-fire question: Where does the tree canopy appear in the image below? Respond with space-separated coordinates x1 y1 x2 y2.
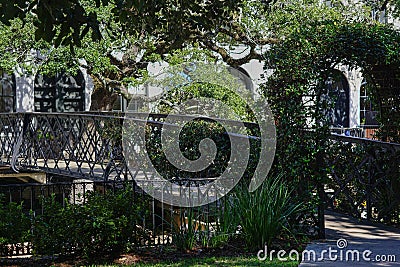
0 0 274 64
0 0 399 112
0 0 277 109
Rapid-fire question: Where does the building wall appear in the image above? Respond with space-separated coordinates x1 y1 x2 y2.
4 43 383 132
12 69 93 112
8 58 366 132
234 56 365 129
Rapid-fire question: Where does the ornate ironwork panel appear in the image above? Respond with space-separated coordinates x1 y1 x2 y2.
325 134 400 225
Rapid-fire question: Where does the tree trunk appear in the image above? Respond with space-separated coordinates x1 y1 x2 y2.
89 74 118 111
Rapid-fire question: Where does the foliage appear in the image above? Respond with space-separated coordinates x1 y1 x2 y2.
0 0 334 113
0 0 267 109
171 208 199 252
0 0 257 49
261 15 400 233
171 197 240 252
233 175 302 250
206 196 240 249
0 198 31 254
0 0 272 111
168 174 303 253
145 118 230 181
157 82 254 122
144 73 256 181
0 0 392 112
263 0 372 42
264 16 400 140
32 186 151 258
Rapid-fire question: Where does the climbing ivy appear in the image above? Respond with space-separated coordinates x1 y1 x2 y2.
264 19 400 161
261 19 400 234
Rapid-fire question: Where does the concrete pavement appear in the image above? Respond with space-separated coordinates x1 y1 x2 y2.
299 211 400 266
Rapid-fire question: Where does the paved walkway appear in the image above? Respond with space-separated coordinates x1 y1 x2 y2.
299 211 400 266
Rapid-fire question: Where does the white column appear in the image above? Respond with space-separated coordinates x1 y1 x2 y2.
342 67 363 128
14 72 35 112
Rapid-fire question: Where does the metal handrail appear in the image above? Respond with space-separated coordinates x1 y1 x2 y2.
0 112 259 181
329 132 400 149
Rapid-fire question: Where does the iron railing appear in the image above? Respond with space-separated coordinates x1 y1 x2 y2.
0 112 261 257
5 112 399 255
0 112 258 182
0 179 232 257
329 127 364 138
325 133 400 224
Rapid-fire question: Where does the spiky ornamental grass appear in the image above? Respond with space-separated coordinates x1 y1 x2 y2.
234 175 302 250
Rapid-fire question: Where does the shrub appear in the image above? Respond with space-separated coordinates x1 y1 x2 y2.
31 194 73 256
75 187 151 257
233 175 302 250
0 199 31 255
32 185 151 258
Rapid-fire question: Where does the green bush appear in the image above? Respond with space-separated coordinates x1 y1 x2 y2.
32 186 151 258
146 119 232 181
31 195 67 256
233 175 302 250
0 199 31 254
144 80 257 182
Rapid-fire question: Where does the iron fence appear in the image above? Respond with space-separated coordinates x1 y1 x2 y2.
329 127 364 138
0 178 235 257
0 112 260 257
325 134 400 224
2 112 399 253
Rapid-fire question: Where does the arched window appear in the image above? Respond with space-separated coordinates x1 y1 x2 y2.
325 71 350 128
34 71 85 112
0 70 15 112
229 67 254 95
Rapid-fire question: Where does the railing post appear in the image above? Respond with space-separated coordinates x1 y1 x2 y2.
11 113 31 172
317 179 326 238
364 144 374 221
316 147 326 239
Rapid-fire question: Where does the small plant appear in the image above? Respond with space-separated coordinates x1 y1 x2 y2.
172 208 198 251
206 197 239 248
233 175 302 250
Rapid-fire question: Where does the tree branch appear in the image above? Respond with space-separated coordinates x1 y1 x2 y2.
199 38 264 67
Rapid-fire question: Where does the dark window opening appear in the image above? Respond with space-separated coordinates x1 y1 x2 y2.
0 70 15 112
112 95 129 112
34 71 85 112
325 71 350 128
